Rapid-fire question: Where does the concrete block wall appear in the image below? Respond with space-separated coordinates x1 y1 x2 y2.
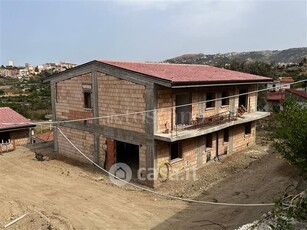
57 126 95 164
97 72 146 133
99 135 107 166
155 134 227 179
156 88 173 133
156 136 203 178
56 73 93 121
232 122 256 152
155 86 250 134
248 85 257 112
10 130 30 145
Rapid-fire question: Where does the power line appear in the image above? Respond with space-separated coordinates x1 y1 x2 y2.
1 79 307 126
57 127 275 207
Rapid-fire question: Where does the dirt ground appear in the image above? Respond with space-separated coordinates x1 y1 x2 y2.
0 138 299 230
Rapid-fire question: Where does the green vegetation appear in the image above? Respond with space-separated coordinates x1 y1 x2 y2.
271 97 307 178
0 76 51 120
265 97 307 229
219 58 307 83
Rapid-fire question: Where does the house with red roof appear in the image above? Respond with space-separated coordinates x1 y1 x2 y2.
267 77 294 92
44 60 271 187
286 89 307 107
0 107 36 153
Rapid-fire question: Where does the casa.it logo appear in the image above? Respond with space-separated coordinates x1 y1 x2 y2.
108 163 132 186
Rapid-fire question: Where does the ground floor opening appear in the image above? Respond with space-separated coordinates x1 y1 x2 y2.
116 141 139 177
0 131 10 143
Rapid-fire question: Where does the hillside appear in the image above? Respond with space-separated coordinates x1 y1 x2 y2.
165 47 307 66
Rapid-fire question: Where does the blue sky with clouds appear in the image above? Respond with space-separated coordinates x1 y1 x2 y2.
0 0 306 66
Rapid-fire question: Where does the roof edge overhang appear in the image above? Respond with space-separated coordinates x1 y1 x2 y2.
0 124 36 133
42 61 97 83
170 79 272 88
43 60 272 88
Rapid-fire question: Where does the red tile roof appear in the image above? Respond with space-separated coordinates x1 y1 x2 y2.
266 92 285 102
286 89 307 99
98 60 272 84
0 107 35 130
279 77 294 83
34 131 54 142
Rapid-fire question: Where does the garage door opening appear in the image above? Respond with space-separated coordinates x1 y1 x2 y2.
116 141 139 177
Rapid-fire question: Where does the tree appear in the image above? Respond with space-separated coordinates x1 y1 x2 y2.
271 97 307 188
266 97 307 229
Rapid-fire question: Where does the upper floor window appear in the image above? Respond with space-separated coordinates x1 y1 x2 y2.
206 92 215 108
239 89 248 108
221 91 229 106
83 84 92 109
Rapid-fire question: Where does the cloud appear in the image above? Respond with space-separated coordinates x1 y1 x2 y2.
169 1 255 37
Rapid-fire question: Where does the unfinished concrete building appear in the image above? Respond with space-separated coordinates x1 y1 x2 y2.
44 60 271 187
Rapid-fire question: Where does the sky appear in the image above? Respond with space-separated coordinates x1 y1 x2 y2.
0 0 306 66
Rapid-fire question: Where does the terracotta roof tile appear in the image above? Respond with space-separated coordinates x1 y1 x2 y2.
286 89 307 99
279 77 294 83
97 60 272 84
266 92 285 101
0 107 34 130
34 131 54 142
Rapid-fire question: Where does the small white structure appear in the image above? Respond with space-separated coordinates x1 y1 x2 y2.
267 77 294 92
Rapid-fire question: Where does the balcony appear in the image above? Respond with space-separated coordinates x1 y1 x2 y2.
154 109 270 142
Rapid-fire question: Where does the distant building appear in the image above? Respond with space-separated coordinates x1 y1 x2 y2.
18 68 29 78
267 77 294 92
264 87 307 111
285 89 307 108
0 107 36 153
8 60 14 67
0 67 19 78
264 77 295 111
265 91 285 111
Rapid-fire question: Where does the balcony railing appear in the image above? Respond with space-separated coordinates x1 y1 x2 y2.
176 105 247 131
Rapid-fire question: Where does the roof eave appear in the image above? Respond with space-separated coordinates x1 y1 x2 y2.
171 79 272 88
0 124 36 133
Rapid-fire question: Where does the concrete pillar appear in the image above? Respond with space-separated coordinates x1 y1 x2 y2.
92 68 100 165
51 82 58 152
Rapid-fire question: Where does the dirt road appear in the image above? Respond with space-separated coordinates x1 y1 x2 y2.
0 144 298 230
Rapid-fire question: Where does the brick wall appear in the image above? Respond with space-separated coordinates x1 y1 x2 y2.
97 72 146 133
232 122 256 152
156 86 241 134
248 85 257 112
156 136 203 177
56 73 93 121
156 88 173 133
57 126 95 164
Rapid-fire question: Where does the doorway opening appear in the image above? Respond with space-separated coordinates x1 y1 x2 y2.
239 89 248 108
0 132 10 143
116 141 139 177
